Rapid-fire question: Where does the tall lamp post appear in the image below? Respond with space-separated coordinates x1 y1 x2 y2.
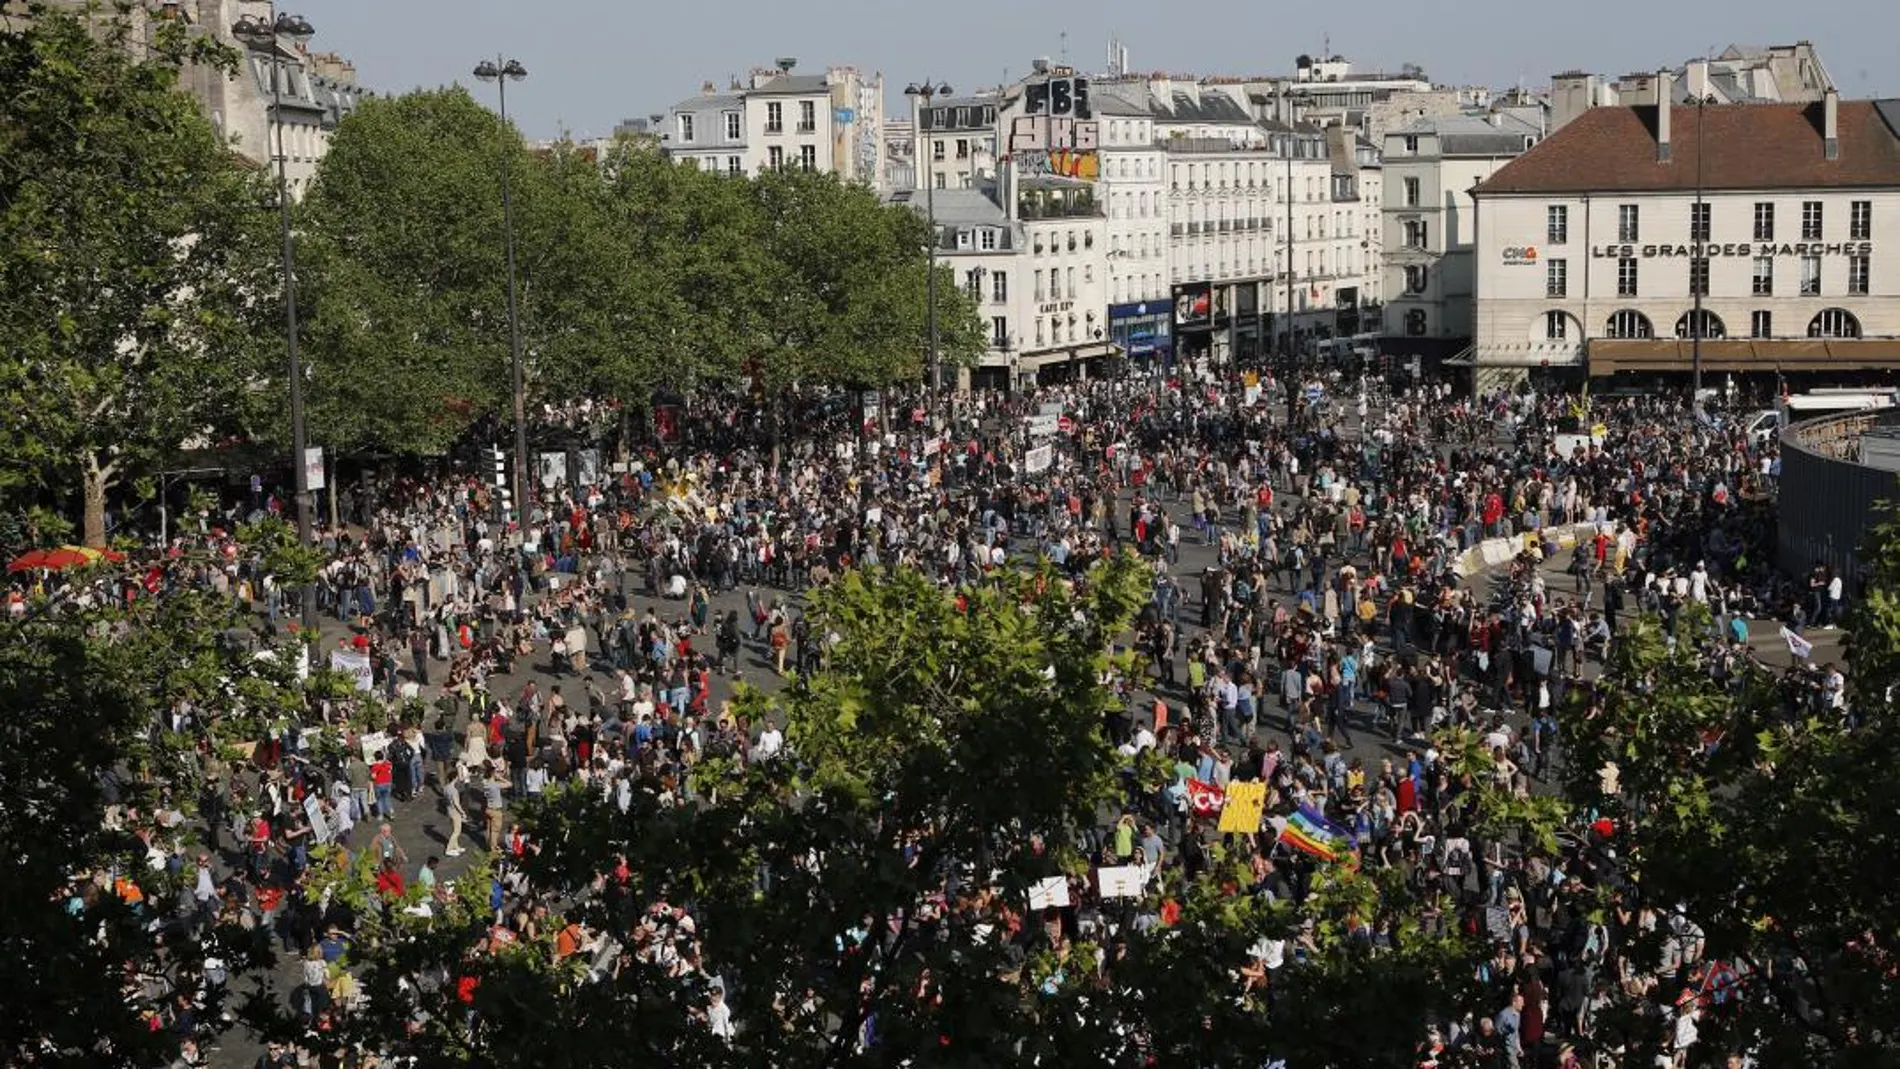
905 80 952 420
474 56 530 521
231 10 317 632
1690 92 1716 418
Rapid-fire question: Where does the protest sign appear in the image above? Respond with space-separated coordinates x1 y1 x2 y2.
1218 781 1269 834
1028 875 1070 910
1096 865 1147 898
329 648 373 693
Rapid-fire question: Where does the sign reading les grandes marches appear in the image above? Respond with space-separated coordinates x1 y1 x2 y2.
1589 241 1873 259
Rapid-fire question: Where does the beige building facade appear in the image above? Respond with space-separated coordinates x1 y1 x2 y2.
1475 83 1900 383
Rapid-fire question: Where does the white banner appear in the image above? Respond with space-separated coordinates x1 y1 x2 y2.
1096 865 1148 899
1024 445 1054 473
357 729 390 764
303 447 326 492
1028 875 1070 910
1026 414 1059 438
303 792 333 845
329 649 373 693
1038 402 1065 417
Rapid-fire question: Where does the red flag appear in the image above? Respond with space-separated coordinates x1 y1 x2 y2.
1186 777 1225 817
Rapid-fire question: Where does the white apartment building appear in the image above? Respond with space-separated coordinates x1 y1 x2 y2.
1017 180 1111 381
1381 110 1543 357
663 64 884 184
1473 81 1900 387
913 95 1000 191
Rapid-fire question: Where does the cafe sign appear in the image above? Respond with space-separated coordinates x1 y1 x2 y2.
1501 245 1541 265
1590 241 1874 259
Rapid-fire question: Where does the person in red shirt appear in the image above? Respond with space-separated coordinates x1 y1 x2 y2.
370 752 395 818
374 857 405 900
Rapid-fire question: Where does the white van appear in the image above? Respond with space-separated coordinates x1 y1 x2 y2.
1743 391 1898 445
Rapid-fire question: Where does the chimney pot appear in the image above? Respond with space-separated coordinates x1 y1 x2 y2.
1655 69 1673 163
1824 86 1840 160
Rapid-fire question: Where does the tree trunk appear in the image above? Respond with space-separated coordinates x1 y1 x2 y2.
81 455 111 548
769 391 784 476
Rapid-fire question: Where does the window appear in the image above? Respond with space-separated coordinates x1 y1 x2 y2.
1065 267 1074 297
677 114 695 142
991 316 1008 346
1544 258 1568 298
1849 254 1870 295
932 139 945 161
980 229 997 251
1545 311 1568 340
1809 308 1862 338
1800 254 1821 296
726 156 741 176
1851 200 1872 241
1033 270 1045 302
1675 310 1725 339
1617 204 1639 243
1403 265 1428 294
955 138 969 159
724 112 741 141
1402 134 1419 154
1751 310 1773 338
1752 256 1774 295
933 172 946 189
798 100 815 133
1402 176 1420 207
766 101 783 133
992 271 1007 301
1753 202 1774 241
1403 220 1427 248
1547 205 1568 245
798 145 816 170
1617 257 1638 297
1034 318 1044 346
767 145 784 169
1605 310 1652 338
1689 202 1711 243
964 269 982 298
1802 200 1823 240
1689 256 1709 297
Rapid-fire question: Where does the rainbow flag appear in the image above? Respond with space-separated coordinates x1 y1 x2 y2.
1278 804 1354 862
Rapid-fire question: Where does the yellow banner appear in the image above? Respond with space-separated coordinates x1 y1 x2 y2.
1218 781 1268 834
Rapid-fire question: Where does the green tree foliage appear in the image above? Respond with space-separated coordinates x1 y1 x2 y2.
1560 592 1900 1066
0 587 305 1065
290 87 526 456
0 4 271 545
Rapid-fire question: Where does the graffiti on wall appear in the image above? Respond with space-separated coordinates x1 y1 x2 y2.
854 83 880 181
1008 114 1098 180
1014 147 1099 180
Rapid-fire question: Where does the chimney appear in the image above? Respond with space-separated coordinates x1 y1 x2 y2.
1655 68 1672 162
1824 86 1839 160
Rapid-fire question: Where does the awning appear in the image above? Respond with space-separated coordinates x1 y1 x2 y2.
1588 338 1900 374
1471 348 1586 368
1018 342 1121 368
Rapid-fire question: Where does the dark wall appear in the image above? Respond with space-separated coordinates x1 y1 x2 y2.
1778 411 1900 584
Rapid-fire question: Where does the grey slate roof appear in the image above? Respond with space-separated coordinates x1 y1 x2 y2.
747 74 830 96
669 92 743 112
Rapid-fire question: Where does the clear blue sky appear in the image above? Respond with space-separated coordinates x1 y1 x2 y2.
300 0 1891 139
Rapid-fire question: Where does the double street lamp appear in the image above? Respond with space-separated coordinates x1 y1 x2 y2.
905 80 952 421
231 9 317 632
473 56 530 521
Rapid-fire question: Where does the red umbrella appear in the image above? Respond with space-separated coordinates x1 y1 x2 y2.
6 549 53 572
36 546 103 570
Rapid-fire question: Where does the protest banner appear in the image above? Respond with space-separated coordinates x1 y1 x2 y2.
1218 781 1268 834
303 793 333 845
329 648 373 693
1096 865 1147 899
358 730 390 764
1025 445 1054 474
1028 875 1070 910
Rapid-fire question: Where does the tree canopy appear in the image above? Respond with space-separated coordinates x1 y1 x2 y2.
0 4 270 545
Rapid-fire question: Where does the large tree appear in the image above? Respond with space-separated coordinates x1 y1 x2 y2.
0 3 269 545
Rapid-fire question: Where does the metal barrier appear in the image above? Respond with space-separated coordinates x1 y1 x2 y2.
1777 409 1900 583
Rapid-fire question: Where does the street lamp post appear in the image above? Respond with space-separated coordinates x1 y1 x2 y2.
1691 93 1715 419
474 56 530 522
904 80 952 422
231 10 317 632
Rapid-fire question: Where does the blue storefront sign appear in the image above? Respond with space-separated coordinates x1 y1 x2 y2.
1109 300 1172 356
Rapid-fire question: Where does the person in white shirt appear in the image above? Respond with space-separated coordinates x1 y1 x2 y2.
1825 574 1844 627
754 724 784 761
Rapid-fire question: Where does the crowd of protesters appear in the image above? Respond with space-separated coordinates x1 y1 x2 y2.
13 361 1835 1069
